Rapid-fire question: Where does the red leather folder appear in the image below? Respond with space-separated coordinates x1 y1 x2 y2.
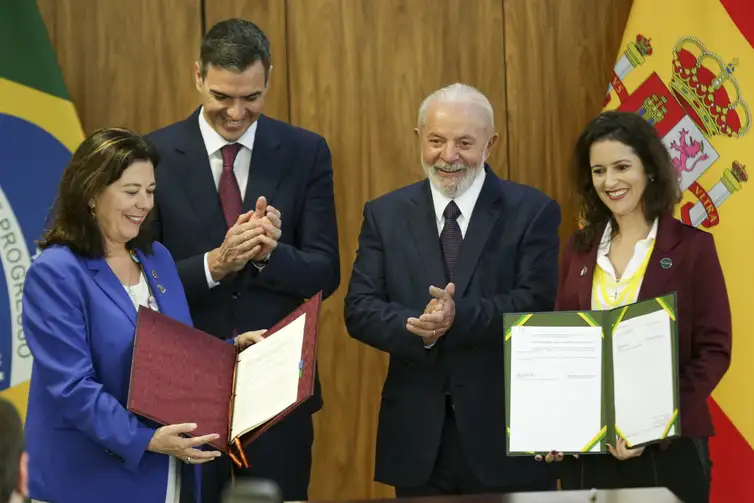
127 292 321 466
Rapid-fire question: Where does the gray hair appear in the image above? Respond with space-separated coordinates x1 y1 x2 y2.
417 83 494 131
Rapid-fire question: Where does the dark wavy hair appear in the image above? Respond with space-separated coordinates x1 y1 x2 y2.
572 111 681 253
0 397 24 502
37 127 159 257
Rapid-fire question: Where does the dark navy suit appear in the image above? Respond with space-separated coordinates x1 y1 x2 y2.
345 167 560 494
146 110 340 502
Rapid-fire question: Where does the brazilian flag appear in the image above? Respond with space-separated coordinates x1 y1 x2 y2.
0 1 83 419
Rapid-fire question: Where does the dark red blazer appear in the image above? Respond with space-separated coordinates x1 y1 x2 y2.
555 213 732 438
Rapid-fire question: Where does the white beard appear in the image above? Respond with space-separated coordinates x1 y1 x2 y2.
422 156 484 199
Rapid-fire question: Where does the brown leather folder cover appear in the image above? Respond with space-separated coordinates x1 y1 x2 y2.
127 292 322 452
127 308 237 452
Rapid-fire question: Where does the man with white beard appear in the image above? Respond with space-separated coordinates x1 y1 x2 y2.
344 83 561 496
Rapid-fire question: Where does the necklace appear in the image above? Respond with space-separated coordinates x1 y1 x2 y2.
124 250 158 311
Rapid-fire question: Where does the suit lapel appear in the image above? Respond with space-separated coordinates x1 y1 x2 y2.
453 170 504 296
85 257 137 327
638 213 683 301
135 250 172 315
173 109 228 245
408 181 447 289
244 115 284 212
577 246 600 310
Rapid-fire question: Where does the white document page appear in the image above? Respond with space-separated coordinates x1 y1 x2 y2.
612 309 675 446
508 325 604 453
230 313 306 440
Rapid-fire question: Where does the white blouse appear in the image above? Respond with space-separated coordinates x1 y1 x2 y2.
123 272 181 503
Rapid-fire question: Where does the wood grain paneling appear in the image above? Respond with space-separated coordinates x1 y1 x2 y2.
34 0 633 499
285 0 506 500
504 0 634 239
204 0 290 122
37 0 202 135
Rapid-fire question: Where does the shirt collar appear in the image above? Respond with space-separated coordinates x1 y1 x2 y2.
429 166 486 224
197 106 258 156
598 216 659 256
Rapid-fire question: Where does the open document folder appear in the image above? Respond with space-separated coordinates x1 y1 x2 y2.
127 293 321 468
503 293 680 456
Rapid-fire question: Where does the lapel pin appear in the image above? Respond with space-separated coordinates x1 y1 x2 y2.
157 285 166 294
660 257 673 269
580 266 587 276
152 270 158 279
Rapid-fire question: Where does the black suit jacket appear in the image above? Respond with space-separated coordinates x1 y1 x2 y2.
146 110 340 414
344 167 560 488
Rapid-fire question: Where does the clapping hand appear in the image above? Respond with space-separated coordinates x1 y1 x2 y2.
406 283 456 345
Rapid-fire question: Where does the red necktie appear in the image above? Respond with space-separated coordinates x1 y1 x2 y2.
219 143 243 228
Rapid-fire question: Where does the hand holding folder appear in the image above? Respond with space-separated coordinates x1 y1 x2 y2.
503 293 680 457
127 293 322 467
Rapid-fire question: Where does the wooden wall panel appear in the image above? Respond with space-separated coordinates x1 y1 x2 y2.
204 0 290 122
37 0 202 135
34 0 634 499
503 0 634 240
285 0 506 500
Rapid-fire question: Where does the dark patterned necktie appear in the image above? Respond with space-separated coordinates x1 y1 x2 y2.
219 143 243 228
440 201 462 281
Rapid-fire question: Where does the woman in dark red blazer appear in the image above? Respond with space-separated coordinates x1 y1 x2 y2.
549 111 731 503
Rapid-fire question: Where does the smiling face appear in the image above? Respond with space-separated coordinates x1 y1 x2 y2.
589 139 649 219
195 61 268 141
416 101 498 198
90 160 155 253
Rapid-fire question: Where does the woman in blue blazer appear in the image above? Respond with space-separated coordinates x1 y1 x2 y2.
22 128 222 503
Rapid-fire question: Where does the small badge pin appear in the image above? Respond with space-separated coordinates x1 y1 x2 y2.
157 284 166 294
152 270 158 279
660 257 673 269
580 266 587 276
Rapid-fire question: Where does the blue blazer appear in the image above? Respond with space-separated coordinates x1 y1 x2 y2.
22 242 201 503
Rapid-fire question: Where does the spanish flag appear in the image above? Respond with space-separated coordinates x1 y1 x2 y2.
603 0 754 500
0 1 83 419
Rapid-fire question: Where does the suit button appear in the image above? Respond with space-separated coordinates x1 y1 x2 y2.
232 292 240 299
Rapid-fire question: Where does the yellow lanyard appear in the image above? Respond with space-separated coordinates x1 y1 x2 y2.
592 240 655 309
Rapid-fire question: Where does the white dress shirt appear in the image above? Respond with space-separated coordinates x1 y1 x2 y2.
428 167 486 238
197 108 258 288
423 167 487 349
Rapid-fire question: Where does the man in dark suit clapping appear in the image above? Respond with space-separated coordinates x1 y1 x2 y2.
345 83 560 497
147 18 340 503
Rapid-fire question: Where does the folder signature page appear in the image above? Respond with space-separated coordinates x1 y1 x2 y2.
230 313 307 440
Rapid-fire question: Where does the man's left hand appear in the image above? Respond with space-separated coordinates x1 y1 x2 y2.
407 283 456 345
250 196 282 261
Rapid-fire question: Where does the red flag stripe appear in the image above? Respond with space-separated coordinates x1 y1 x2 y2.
720 0 754 49
709 397 754 502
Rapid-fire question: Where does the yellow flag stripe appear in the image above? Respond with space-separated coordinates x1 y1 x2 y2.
613 305 629 328
662 409 679 439
581 425 607 452
655 297 676 321
0 77 83 153
504 313 533 341
615 425 632 448
0 381 30 421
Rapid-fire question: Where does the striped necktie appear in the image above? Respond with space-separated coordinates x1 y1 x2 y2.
440 201 462 281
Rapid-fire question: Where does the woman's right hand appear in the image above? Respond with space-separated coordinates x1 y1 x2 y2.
147 423 222 464
534 451 566 463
